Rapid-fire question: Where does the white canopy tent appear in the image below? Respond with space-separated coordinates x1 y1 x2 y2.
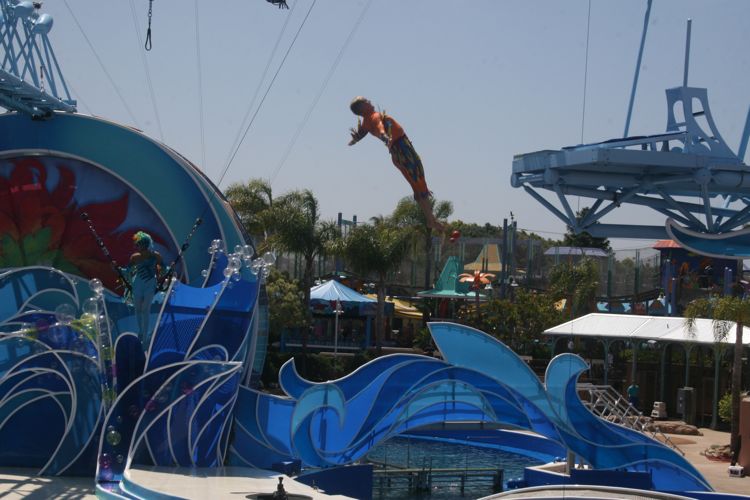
544 313 750 346
543 313 750 428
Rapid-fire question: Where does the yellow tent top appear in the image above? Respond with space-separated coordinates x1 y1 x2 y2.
365 295 423 319
464 243 502 273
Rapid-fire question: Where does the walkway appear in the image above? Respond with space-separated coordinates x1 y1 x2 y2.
0 428 746 498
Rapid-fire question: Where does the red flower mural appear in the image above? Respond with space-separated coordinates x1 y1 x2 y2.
0 158 168 294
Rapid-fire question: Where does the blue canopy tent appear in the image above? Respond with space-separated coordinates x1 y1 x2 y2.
307 280 393 350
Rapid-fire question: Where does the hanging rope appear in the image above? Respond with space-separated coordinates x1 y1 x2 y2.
144 0 154 51
129 0 164 141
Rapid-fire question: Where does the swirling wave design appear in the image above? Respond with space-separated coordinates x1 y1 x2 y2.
0 334 102 475
232 322 711 492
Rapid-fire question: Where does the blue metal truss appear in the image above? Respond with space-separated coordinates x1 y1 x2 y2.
0 0 76 117
512 85 750 239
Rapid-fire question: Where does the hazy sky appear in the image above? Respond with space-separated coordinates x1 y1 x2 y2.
35 0 750 249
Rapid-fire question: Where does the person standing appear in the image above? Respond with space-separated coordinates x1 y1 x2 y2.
627 381 640 410
129 231 163 343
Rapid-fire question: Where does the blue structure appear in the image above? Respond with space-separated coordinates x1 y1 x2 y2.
233 323 715 494
0 1 76 116
512 17 750 245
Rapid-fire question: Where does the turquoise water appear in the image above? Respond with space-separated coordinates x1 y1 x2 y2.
366 436 542 499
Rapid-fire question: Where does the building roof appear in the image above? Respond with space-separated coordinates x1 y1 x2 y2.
464 243 502 273
544 313 750 346
653 239 682 249
543 247 609 258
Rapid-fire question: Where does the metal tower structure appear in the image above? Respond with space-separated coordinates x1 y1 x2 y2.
0 0 76 117
511 15 750 240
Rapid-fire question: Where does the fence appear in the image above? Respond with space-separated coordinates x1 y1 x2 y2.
274 235 667 301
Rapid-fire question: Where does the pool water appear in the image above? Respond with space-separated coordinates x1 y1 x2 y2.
366 436 542 498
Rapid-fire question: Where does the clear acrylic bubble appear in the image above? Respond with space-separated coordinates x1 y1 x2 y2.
251 259 263 275
201 269 208 277
54 303 76 325
262 252 276 266
234 244 243 254
89 278 104 295
106 429 122 446
116 454 124 464
83 297 99 315
229 255 241 269
223 267 233 279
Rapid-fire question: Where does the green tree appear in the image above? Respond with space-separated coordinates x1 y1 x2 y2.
684 296 748 464
563 207 611 252
388 196 453 291
264 268 307 343
549 258 599 319
341 222 411 352
225 178 274 249
459 289 563 349
266 189 340 348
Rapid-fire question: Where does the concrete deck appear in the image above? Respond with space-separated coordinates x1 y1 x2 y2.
0 427 747 498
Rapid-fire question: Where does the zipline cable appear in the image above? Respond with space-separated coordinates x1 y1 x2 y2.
221 0 299 174
128 0 164 141
195 0 206 169
580 0 592 145
218 0 318 189
62 0 141 128
577 0 592 216
270 0 374 184
162 0 316 274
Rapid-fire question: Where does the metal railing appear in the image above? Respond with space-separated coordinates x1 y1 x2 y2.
578 383 684 455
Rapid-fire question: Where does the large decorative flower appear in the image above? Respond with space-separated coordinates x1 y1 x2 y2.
458 270 496 290
0 158 167 293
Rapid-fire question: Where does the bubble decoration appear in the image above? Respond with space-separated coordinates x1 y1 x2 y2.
89 278 104 295
54 303 76 325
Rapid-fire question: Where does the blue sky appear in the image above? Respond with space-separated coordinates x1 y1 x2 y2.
39 0 750 249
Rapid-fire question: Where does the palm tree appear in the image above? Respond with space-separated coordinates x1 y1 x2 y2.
224 178 274 249
341 222 410 353
548 258 599 319
389 196 453 291
684 296 748 465
266 189 340 348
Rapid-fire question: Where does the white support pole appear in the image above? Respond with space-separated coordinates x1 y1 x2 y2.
683 19 692 87
624 0 652 138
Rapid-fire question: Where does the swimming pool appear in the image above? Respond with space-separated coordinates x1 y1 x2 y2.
366 435 545 499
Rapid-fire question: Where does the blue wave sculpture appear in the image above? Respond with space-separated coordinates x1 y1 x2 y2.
231 322 712 493
0 249 263 487
0 258 716 496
